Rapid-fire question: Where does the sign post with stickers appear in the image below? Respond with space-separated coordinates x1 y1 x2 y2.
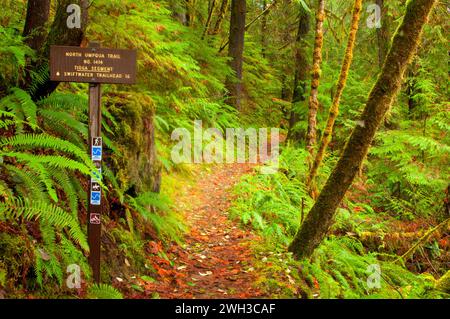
50 42 136 282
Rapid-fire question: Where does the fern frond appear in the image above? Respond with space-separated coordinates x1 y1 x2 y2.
87 284 123 299
0 199 88 251
38 108 88 145
2 152 95 178
3 164 48 201
9 88 38 129
0 134 91 165
48 167 79 216
39 92 88 119
28 64 49 98
134 191 171 212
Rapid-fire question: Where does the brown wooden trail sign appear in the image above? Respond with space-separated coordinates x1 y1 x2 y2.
50 43 137 283
50 45 137 84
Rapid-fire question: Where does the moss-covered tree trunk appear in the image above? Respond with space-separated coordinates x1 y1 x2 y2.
211 0 229 35
225 0 246 110
305 0 325 154
185 0 196 26
202 0 217 39
376 0 390 69
27 0 89 101
307 0 362 194
289 0 436 259
287 6 310 142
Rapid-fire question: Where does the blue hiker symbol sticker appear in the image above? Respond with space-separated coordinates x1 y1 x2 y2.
91 191 101 205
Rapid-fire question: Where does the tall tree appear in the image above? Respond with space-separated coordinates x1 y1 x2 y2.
307 0 362 194
202 0 218 39
287 4 311 141
376 0 390 69
22 0 50 53
185 0 196 26
211 0 229 35
260 0 269 57
225 0 246 109
26 0 88 102
306 0 325 154
279 0 294 104
288 0 437 259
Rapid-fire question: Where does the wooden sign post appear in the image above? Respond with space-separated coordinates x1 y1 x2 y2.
50 43 137 282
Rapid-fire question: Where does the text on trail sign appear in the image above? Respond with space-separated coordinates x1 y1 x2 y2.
50 46 137 84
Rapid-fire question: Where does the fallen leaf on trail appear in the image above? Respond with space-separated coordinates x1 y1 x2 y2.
199 271 213 276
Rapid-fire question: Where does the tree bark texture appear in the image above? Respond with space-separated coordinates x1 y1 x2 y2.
225 0 246 110
287 6 311 142
306 0 325 154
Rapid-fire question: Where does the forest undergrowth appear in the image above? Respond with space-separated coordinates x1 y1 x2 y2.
0 0 448 299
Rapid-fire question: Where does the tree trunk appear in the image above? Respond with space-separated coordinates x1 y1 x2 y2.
185 0 196 27
202 0 217 39
22 0 50 53
376 0 390 69
28 0 88 102
287 6 310 142
406 60 420 118
225 0 246 110
306 0 325 154
211 0 229 35
261 0 269 58
288 0 436 259
307 0 362 194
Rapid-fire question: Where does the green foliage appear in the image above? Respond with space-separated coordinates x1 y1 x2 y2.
126 192 186 243
87 284 123 299
0 26 34 89
0 0 447 300
0 198 88 251
300 237 444 299
230 146 313 245
369 122 449 219
0 88 38 132
231 144 447 298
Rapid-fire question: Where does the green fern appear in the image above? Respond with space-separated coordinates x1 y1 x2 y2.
48 167 80 217
87 284 123 299
0 134 92 165
0 199 88 251
0 88 38 131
